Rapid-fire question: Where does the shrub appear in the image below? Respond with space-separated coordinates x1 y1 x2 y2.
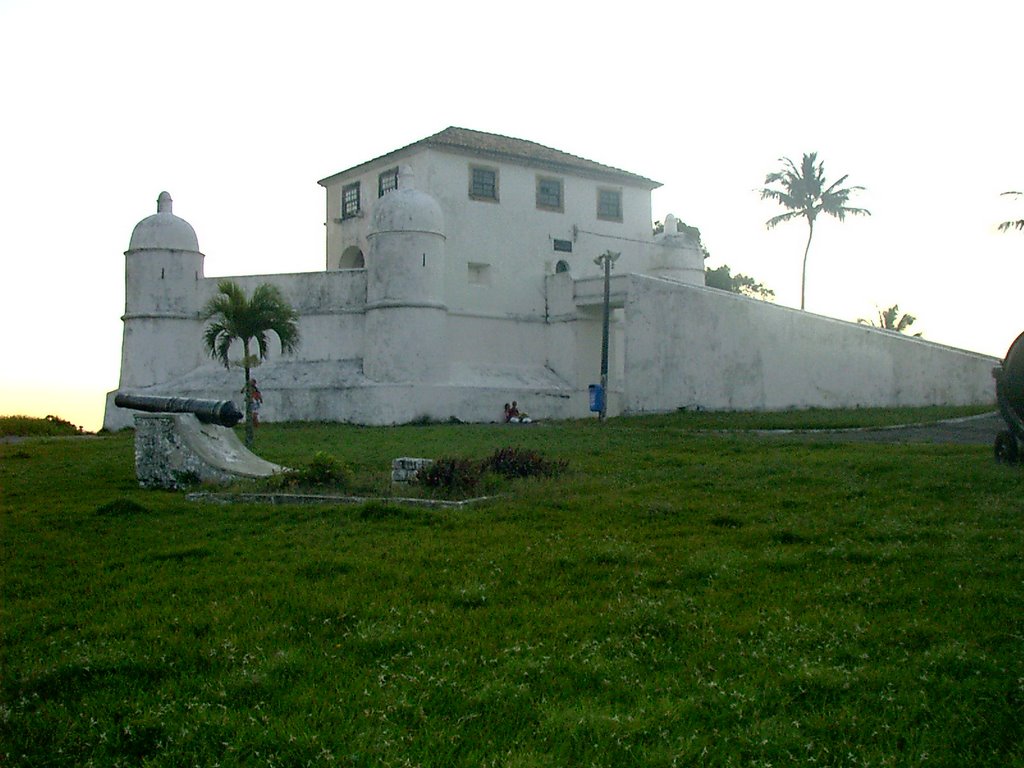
0 414 85 437
483 446 568 479
272 451 352 490
416 456 484 494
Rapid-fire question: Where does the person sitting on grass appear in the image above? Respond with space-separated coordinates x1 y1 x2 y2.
507 401 531 424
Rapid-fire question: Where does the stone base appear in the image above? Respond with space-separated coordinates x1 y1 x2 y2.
391 457 433 484
133 413 283 490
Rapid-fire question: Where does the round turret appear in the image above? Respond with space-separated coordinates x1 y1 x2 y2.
365 167 447 307
649 213 706 285
363 167 449 384
114 191 207 402
370 168 444 237
129 192 200 252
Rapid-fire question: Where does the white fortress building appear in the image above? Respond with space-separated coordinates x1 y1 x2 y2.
104 127 995 430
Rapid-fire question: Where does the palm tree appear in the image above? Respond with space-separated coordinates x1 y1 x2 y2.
858 304 922 337
760 152 871 310
997 191 1024 232
201 280 300 447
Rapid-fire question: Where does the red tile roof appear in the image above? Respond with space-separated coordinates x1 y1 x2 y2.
318 127 661 189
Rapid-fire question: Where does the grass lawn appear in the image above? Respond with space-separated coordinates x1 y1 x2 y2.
2 407 1023 767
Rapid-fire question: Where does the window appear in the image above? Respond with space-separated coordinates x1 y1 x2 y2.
536 177 563 211
378 167 398 197
469 166 498 201
468 262 491 285
553 239 572 253
341 182 361 219
597 188 622 222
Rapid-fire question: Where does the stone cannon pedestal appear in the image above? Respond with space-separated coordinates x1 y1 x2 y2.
133 413 282 490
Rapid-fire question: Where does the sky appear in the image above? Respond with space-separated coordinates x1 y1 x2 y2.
2 0 1022 432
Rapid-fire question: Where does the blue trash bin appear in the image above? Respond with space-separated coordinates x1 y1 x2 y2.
588 384 604 413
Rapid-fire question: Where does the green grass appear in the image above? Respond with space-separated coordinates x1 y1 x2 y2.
2 408 1022 767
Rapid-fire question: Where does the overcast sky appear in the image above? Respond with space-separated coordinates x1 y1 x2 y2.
2 0 1022 431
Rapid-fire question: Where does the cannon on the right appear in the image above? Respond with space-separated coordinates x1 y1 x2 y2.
994 331 1024 463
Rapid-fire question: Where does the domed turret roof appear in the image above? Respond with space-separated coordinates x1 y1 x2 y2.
370 168 444 236
129 192 200 251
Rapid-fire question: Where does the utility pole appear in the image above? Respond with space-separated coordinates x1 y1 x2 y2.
594 250 620 420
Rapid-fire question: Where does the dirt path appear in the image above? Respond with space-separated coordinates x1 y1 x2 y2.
752 412 1004 446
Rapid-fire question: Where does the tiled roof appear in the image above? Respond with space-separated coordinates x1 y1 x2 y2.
318 127 661 189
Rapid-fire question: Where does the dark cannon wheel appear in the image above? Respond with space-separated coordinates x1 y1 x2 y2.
995 330 1024 465
995 431 1019 464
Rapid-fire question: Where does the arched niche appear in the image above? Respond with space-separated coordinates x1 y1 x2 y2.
339 246 365 269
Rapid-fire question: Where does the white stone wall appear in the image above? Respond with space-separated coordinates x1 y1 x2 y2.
623 275 997 413
217 270 368 363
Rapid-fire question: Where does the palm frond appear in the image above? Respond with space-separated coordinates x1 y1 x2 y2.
759 188 797 206
215 332 234 368
822 176 857 196
895 313 916 333
200 279 301 368
765 210 803 229
829 205 872 222
998 191 1024 233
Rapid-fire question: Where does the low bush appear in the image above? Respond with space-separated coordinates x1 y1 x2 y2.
483 445 568 479
416 456 484 494
416 447 567 495
271 451 352 490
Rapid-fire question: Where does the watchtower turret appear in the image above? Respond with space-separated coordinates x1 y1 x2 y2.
118 191 205 389
649 213 706 285
362 168 449 383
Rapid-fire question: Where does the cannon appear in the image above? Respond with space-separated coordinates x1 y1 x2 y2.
114 393 244 428
994 331 1024 463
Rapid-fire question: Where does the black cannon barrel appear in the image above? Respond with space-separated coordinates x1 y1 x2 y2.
114 393 243 428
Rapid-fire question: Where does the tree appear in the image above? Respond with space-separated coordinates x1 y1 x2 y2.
760 153 870 310
704 264 775 300
858 304 922 337
201 280 300 447
997 191 1024 232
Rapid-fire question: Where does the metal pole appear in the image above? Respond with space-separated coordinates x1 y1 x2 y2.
594 250 620 420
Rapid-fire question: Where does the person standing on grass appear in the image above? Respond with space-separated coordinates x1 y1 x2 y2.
243 378 263 428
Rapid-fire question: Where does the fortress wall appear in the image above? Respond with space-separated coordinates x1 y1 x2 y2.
199 269 368 362
445 312 551 369
118 316 205 389
623 275 997 413
210 269 367 313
